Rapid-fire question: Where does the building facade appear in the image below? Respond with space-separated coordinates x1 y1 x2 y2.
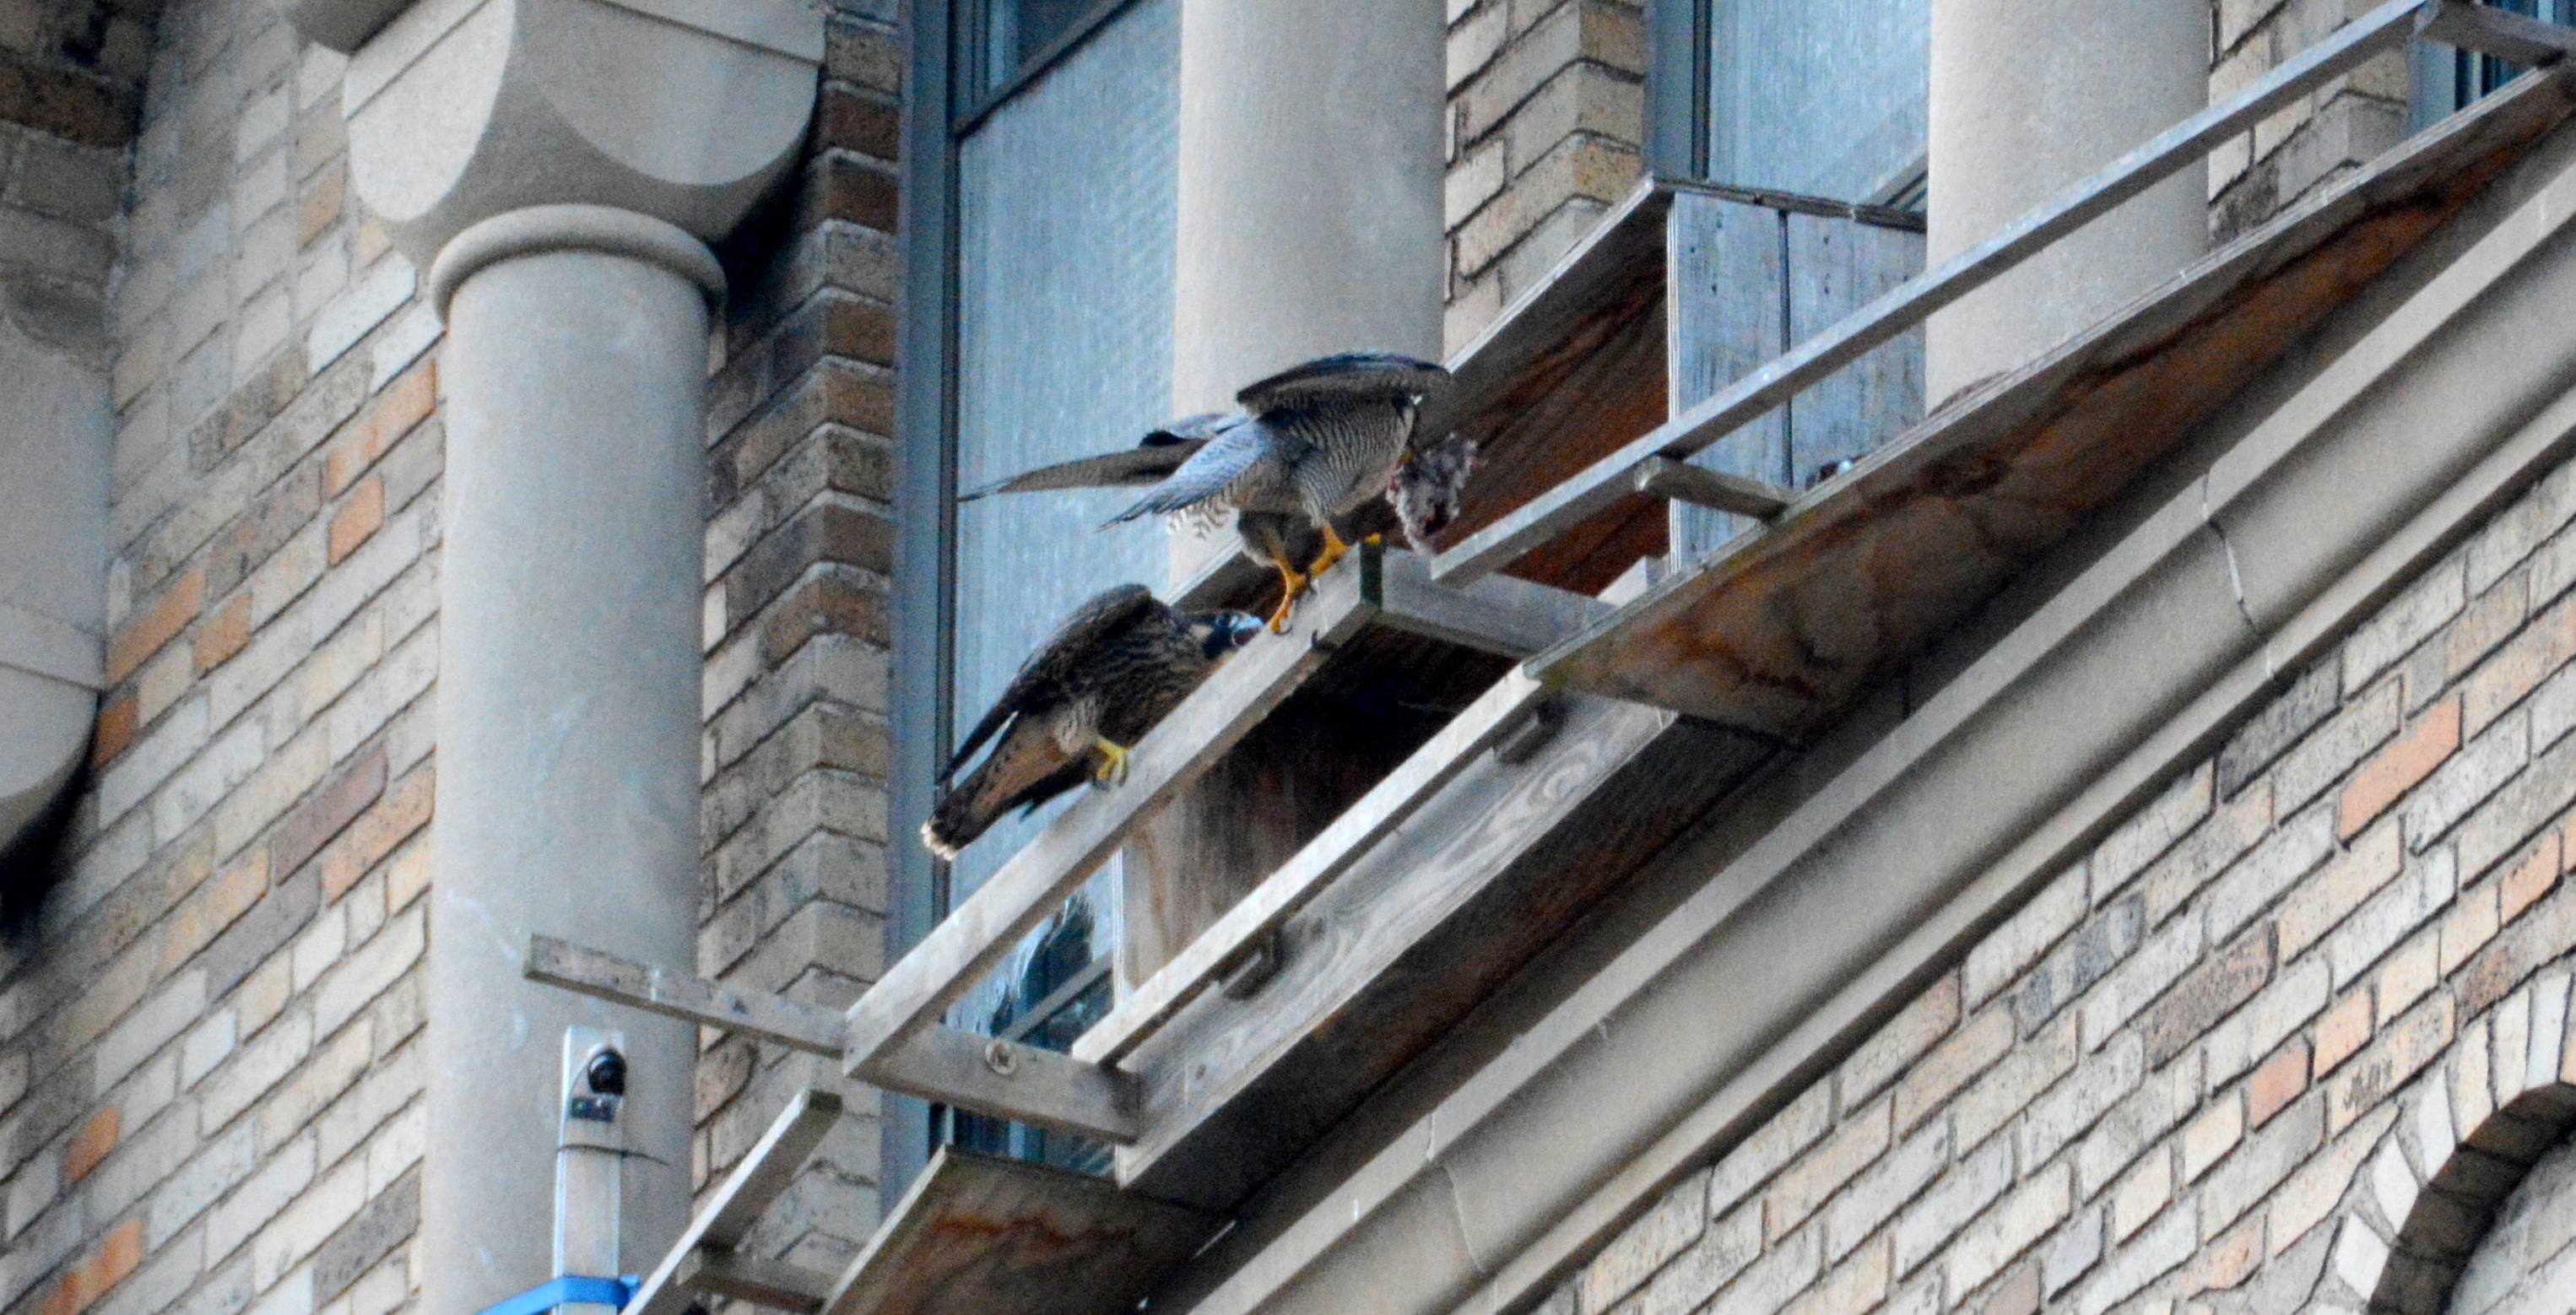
3 3 2576 1315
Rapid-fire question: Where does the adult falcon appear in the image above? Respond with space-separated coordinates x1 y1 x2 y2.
961 352 1457 630
922 584 1263 860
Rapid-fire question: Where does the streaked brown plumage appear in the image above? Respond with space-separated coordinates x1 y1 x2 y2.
923 585 1264 860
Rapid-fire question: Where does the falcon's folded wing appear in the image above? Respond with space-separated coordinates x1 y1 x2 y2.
1236 351 1453 415
942 582 1161 781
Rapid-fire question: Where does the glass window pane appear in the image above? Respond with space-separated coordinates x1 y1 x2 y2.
945 0 1178 1112
1707 0 1929 203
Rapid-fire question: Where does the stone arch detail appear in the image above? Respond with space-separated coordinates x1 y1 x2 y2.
2317 967 2576 1312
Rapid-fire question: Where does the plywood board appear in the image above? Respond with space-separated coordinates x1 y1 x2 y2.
823 1149 1215 1315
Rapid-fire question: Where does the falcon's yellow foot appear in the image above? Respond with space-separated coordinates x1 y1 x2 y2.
1265 557 1310 633
1305 524 1356 581
1091 738 1133 787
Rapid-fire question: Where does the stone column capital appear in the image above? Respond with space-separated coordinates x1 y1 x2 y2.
427 203 723 315
305 0 821 284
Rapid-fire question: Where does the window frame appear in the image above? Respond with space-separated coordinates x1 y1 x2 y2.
889 0 1160 1204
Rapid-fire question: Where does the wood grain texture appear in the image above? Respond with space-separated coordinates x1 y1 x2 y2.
1784 210 1924 484
844 568 1380 1069
1077 668 1555 1065
1432 0 2440 587
1117 546 1566 990
822 1147 1215 1315
1534 65 2576 739
1667 190 1787 560
1114 696 1774 1209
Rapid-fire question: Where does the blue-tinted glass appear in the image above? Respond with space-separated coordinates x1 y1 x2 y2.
944 0 1178 1172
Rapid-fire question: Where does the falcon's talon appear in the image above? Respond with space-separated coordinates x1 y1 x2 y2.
1306 525 1356 580
1267 557 1310 633
1091 737 1133 787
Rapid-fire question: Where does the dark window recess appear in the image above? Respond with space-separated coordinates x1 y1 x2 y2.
941 900 1116 1176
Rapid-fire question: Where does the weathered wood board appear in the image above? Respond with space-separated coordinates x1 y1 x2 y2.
821 1148 1215 1315
1665 193 1925 560
1112 692 1776 1210
1431 0 2487 589
1536 65 2576 739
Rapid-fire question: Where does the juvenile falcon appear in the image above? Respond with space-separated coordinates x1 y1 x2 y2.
922 584 1264 860
961 352 1456 630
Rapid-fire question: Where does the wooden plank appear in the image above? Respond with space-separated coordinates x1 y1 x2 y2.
626 1090 844 1315
858 1026 1139 1143
528 934 842 1053
1117 698 1776 1209
1632 457 1791 518
2421 0 2576 65
1529 58 2576 737
679 1251 833 1313
1431 0 2435 586
1072 667 1555 1065
1441 181 1675 432
842 566 1381 1074
526 937 1139 1141
1783 210 1924 484
821 1147 1215 1315
1436 182 1673 597
1666 190 1786 560
1360 544 1606 658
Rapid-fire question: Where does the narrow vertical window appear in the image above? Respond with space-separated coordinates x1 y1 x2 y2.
906 0 1179 1175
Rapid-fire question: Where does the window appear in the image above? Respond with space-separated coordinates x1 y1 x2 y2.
1651 0 1930 208
896 0 1177 1182
2413 0 2576 128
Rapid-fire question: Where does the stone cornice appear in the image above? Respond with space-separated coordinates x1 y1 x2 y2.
308 0 821 284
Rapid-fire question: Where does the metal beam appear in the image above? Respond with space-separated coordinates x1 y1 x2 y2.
1630 457 1792 517
528 935 844 1053
624 1089 843 1315
2420 0 2576 65
839 562 1383 1074
527 936 1141 1141
1428 0 2444 586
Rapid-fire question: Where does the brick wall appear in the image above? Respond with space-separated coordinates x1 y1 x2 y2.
2209 0 2411 244
690 0 901 1285
0 0 150 153
0 8 441 1315
1442 0 1645 352
1543 449 2576 1312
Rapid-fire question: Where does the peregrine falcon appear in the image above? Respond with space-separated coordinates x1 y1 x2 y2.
961 352 1456 630
923 585 1264 860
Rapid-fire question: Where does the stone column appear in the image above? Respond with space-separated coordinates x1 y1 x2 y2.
291 4 819 1313
1166 0 1447 584
0 285 109 850
1925 0 2206 401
